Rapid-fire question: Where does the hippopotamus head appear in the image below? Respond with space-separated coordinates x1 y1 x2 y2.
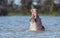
31 8 37 19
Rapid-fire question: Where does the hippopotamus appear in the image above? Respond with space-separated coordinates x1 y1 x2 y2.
29 7 45 31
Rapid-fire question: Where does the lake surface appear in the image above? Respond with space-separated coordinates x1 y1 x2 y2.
0 16 60 38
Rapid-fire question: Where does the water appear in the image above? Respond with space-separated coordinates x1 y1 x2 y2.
0 16 60 38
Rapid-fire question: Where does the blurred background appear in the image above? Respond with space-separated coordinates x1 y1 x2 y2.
0 0 60 16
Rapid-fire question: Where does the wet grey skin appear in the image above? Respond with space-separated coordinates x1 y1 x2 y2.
30 15 45 31
29 8 45 31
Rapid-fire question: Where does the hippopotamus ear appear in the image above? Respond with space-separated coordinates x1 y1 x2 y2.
30 9 33 13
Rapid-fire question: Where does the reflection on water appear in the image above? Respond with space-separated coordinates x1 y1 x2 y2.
0 16 60 38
